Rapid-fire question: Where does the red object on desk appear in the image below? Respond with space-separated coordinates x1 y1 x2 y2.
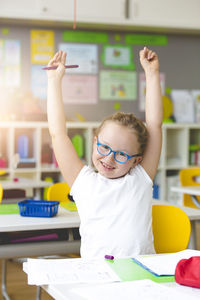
175 256 200 288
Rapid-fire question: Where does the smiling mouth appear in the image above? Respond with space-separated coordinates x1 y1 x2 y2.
101 161 115 170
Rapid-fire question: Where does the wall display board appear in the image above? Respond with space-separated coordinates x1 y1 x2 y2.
0 26 200 123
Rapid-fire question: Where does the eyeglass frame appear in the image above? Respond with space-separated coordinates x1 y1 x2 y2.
96 136 142 164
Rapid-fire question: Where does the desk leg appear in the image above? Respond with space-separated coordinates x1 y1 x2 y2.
36 286 41 300
188 221 197 250
2 260 11 300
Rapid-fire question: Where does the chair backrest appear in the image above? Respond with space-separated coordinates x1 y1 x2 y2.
179 168 200 208
47 182 71 203
0 184 3 203
152 204 191 253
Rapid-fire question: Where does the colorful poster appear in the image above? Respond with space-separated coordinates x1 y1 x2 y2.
62 31 108 43
139 73 165 111
59 43 98 74
31 30 54 64
62 74 98 104
100 71 137 101
0 39 21 87
31 65 47 100
101 45 135 70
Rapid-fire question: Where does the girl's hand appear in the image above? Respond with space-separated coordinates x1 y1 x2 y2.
139 47 159 74
47 50 67 80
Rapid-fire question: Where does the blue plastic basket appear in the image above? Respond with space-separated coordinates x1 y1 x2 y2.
18 200 59 218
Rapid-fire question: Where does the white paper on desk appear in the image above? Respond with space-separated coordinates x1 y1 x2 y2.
23 258 120 285
72 279 199 300
134 249 200 276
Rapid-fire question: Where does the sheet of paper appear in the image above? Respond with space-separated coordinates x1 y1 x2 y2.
139 72 165 111
62 74 98 104
0 39 21 87
31 30 54 64
72 279 198 300
23 258 120 285
31 65 47 100
171 90 195 123
99 70 137 100
134 249 200 276
59 43 98 74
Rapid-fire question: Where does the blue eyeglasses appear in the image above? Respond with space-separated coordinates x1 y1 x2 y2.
96 137 142 164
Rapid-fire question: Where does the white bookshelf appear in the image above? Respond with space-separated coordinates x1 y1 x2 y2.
0 121 200 202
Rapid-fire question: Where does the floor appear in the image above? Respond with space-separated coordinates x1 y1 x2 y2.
0 259 53 300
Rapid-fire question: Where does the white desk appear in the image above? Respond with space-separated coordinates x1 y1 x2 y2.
43 274 200 300
0 206 80 258
0 207 80 300
0 179 52 199
171 186 200 209
171 186 200 197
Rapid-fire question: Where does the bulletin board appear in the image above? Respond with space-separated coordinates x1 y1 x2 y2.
0 24 200 122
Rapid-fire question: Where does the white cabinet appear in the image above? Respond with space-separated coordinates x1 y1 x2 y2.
0 0 74 21
0 122 200 203
1 0 200 31
128 0 200 30
75 0 126 23
0 0 126 24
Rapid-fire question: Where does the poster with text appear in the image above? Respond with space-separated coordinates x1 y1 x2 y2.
59 43 98 74
31 30 54 64
62 74 98 104
100 71 137 100
0 39 21 87
139 72 165 111
31 65 47 100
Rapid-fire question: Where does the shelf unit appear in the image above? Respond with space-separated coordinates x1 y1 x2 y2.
0 121 200 202
0 121 99 182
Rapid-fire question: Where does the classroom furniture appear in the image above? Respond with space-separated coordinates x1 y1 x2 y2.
1 122 200 203
0 206 80 300
152 204 191 253
0 0 200 33
42 254 200 300
0 179 52 200
0 184 3 204
47 182 71 203
179 168 200 208
1 200 200 299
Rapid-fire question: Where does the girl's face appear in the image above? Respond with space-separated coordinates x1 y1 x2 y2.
92 121 142 179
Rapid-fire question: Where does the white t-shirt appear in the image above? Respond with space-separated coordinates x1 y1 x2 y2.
70 164 155 259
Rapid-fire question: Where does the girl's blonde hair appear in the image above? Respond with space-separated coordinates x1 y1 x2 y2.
95 112 148 155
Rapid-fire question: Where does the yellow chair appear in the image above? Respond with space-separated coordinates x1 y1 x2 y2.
179 168 200 208
152 204 191 253
0 170 5 204
0 184 3 203
47 182 77 211
47 182 71 203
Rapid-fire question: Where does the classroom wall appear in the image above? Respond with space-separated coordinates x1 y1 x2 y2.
0 24 200 122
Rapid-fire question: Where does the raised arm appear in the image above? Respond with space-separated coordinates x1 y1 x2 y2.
47 50 84 187
139 47 163 180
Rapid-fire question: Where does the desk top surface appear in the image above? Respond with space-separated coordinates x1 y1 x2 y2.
171 186 200 196
1 201 200 232
0 179 52 189
0 207 80 232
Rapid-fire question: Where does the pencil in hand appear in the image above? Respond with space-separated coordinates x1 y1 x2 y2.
42 65 79 70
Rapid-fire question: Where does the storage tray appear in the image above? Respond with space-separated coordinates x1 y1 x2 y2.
18 200 59 218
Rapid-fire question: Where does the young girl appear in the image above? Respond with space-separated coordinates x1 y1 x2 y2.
47 47 162 258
